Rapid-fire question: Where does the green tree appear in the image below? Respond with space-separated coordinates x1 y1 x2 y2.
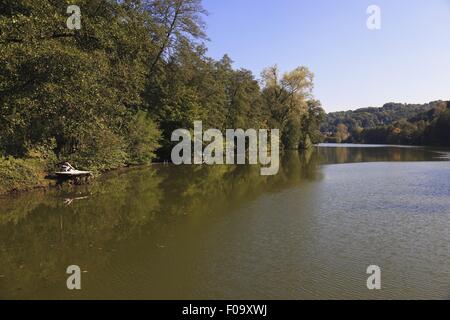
0 0 161 169
261 65 314 149
335 124 349 143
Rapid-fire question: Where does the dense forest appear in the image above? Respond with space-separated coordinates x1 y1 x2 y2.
0 0 325 193
321 101 450 146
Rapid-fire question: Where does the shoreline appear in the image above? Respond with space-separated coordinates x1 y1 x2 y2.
0 162 160 197
2 143 449 197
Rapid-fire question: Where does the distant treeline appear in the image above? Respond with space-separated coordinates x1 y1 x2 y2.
321 101 450 146
0 0 324 193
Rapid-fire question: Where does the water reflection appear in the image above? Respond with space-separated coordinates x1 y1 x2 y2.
0 145 447 299
0 150 321 298
316 144 444 164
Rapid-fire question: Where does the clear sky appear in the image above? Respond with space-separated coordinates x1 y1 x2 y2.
202 0 450 112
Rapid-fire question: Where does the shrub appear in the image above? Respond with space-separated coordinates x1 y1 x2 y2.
126 111 161 165
64 127 128 172
0 157 42 193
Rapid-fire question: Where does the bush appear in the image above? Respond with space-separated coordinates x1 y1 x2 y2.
60 112 161 171
0 157 43 194
299 134 313 149
126 111 161 165
64 127 129 172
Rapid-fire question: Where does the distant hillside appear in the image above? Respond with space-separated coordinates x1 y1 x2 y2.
321 101 450 146
321 101 444 135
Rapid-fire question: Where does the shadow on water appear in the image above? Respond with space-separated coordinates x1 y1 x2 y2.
0 149 320 299
0 145 447 299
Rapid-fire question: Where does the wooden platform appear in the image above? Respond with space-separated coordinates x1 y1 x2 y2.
54 170 92 177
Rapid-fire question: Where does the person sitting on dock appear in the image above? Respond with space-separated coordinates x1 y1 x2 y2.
61 162 76 172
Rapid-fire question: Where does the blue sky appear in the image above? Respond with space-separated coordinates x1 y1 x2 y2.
202 0 450 112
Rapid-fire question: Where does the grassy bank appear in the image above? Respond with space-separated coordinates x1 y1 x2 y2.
0 157 53 195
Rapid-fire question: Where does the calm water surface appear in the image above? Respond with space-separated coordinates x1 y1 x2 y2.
0 145 449 299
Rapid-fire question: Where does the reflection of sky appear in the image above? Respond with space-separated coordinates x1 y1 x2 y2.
204 0 450 112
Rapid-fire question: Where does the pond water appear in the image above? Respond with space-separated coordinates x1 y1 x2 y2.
0 144 449 299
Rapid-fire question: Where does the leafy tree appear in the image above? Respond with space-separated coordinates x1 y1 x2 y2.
0 0 327 192
261 65 315 149
335 124 349 143
0 0 161 170
299 100 326 147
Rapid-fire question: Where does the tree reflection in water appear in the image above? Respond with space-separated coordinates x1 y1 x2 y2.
0 146 443 298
